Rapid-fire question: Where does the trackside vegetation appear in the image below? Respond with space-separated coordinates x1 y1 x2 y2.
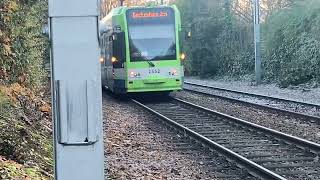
263 0 320 87
175 0 320 87
0 0 52 179
0 0 48 87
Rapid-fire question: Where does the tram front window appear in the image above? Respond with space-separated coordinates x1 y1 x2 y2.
127 8 176 62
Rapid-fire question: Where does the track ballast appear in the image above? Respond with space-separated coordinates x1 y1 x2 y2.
184 81 320 123
133 97 320 180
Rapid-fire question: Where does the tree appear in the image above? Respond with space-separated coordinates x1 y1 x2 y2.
174 0 254 77
100 0 161 17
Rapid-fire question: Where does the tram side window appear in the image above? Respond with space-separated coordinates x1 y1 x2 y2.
104 36 113 66
100 38 105 64
112 32 126 68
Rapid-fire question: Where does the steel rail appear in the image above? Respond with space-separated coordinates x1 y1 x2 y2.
133 99 286 180
184 81 320 108
133 97 320 180
184 82 320 123
175 98 320 152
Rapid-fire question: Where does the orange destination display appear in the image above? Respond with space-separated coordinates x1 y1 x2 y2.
127 7 174 25
132 11 168 18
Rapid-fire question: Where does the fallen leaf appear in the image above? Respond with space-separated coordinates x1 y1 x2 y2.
39 104 51 112
3 44 12 55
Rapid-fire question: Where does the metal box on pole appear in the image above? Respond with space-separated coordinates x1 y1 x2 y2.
48 0 104 179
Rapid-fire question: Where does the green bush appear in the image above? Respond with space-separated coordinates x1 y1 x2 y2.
263 0 320 87
0 91 10 116
0 0 48 87
0 86 53 178
175 0 254 79
175 0 320 87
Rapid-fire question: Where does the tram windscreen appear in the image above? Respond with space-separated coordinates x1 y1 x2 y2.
126 8 176 61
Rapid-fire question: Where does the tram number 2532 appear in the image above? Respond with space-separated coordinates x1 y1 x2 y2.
149 68 161 74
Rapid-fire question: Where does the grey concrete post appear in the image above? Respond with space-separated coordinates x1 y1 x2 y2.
48 0 104 179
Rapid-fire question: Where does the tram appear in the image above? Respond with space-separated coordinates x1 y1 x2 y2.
99 5 184 94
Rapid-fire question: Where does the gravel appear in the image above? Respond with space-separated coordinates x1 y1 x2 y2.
172 91 320 144
184 84 320 118
103 93 257 180
142 100 320 180
185 77 320 106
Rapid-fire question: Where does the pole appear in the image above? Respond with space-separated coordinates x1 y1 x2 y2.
253 0 261 84
48 0 104 179
120 0 125 6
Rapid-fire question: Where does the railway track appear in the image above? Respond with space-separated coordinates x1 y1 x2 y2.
141 121 257 179
184 82 320 123
133 97 320 180
104 94 257 179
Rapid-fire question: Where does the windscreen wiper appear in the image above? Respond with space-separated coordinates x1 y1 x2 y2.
146 58 155 67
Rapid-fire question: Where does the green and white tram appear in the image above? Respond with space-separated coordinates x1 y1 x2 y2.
99 5 184 94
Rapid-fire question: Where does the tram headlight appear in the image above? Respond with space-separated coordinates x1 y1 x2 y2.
180 53 186 61
169 69 179 76
130 71 141 78
100 57 104 63
130 71 135 78
111 56 118 63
